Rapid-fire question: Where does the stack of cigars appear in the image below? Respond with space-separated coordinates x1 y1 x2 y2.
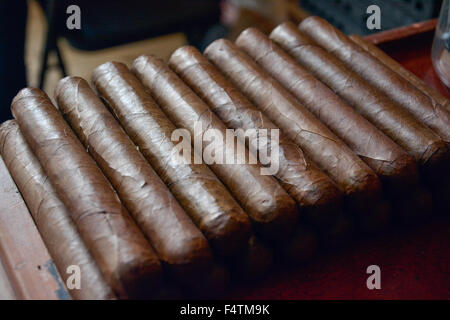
0 16 449 300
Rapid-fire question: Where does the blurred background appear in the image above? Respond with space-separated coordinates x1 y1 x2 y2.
0 0 443 123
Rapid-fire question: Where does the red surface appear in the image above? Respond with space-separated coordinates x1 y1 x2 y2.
230 221 449 299
383 31 450 100
228 28 450 300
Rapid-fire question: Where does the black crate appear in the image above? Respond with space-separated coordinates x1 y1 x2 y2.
299 0 442 35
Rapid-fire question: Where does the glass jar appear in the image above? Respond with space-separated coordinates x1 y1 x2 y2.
432 0 450 88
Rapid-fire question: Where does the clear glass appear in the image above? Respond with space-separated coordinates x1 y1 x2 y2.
432 0 450 88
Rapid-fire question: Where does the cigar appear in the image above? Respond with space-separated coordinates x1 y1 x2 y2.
169 45 343 230
92 62 252 258
236 27 419 196
350 35 450 208
132 54 298 241
270 22 449 183
0 120 115 300
55 77 213 284
299 16 450 143
349 34 448 211
11 88 162 299
204 39 388 231
349 34 450 114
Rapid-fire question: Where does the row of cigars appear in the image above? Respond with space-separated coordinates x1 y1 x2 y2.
0 17 449 299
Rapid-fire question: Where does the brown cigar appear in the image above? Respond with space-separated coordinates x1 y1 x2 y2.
132 54 298 241
349 34 450 114
204 39 387 231
92 62 252 257
270 22 449 183
299 16 450 143
236 27 419 195
349 35 450 211
55 77 213 284
11 88 162 299
169 45 343 230
0 159 68 300
0 120 115 300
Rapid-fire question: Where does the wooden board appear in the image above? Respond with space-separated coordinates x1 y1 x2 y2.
0 256 15 300
0 157 70 300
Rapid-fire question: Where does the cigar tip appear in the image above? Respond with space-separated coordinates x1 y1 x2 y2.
253 195 299 241
278 21 297 30
239 27 260 39
424 140 450 168
169 45 204 73
171 45 198 59
0 120 17 143
55 76 85 99
170 45 198 63
204 38 231 56
131 55 146 73
98 60 125 71
0 120 16 156
133 54 150 65
132 54 164 73
0 119 15 129
270 21 296 39
12 87 43 101
300 15 324 27
0 120 16 146
11 88 48 112
92 61 126 82
236 27 264 47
